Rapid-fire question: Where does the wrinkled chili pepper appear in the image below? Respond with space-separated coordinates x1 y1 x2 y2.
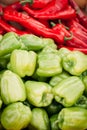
0 18 29 35
22 3 76 20
67 20 87 34
69 0 87 28
21 0 53 9
52 23 87 48
3 9 68 44
70 27 87 43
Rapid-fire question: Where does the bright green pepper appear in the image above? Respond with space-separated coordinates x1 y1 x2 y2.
36 46 62 77
50 114 60 130
9 49 37 77
58 47 71 59
58 107 87 130
42 38 57 49
1 70 26 104
25 80 53 107
1 102 32 130
49 71 70 87
28 108 50 130
52 76 85 107
63 50 87 76
0 32 22 57
20 34 44 51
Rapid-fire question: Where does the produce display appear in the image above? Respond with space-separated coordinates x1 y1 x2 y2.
0 32 87 130
0 0 87 130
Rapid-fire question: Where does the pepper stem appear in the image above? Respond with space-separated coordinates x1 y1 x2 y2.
20 0 33 5
64 32 73 41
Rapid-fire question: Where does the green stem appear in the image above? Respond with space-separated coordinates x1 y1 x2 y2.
20 0 33 5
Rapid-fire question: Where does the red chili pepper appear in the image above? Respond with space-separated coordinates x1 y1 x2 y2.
67 19 87 34
0 18 29 35
3 2 22 11
70 27 87 43
52 23 87 48
22 0 73 20
3 9 67 44
69 0 87 28
21 0 53 9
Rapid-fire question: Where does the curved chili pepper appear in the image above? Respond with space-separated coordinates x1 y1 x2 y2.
52 23 87 48
67 20 87 34
3 10 66 44
22 0 71 20
21 0 53 9
0 18 29 35
69 0 87 28
70 27 87 43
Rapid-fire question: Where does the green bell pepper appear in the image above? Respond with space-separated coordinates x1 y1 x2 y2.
43 38 57 49
52 76 85 107
28 108 50 130
74 95 87 109
58 107 87 130
36 46 62 77
1 70 26 104
20 34 44 51
63 50 87 76
50 114 60 130
45 99 63 116
0 35 3 42
0 32 22 57
1 102 32 130
9 49 37 77
25 80 53 107
58 47 71 58
49 71 70 87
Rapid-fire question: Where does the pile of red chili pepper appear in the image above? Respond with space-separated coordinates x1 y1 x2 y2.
0 0 87 54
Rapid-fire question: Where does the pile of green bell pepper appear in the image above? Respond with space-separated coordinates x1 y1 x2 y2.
0 32 87 130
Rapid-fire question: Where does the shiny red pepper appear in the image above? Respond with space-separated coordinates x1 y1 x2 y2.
0 18 29 35
67 20 87 34
21 0 53 9
70 27 87 43
22 0 75 20
52 23 87 48
69 0 87 28
3 9 67 44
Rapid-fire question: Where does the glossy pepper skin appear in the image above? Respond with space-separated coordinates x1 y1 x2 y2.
25 80 53 107
20 34 44 51
63 50 87 76
1 102 32 130
49 71 70 87
58 107 87 130
22 0 68 19
9 49 37 77
1 70 26 104
52 76 85 107
0 32 22 57
36 46 62 77
28 108 50 130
